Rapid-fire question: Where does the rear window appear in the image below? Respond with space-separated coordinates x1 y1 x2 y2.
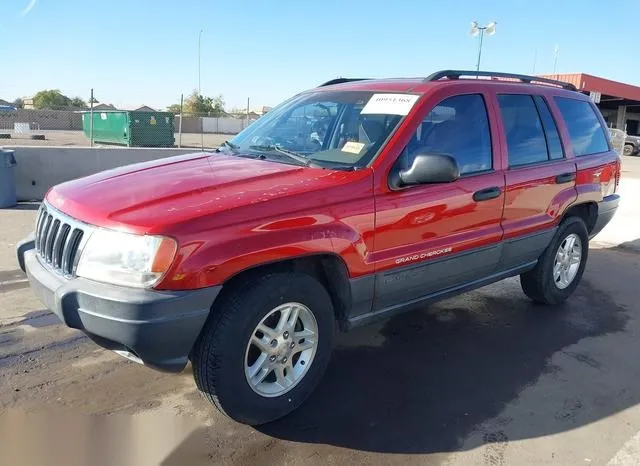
554 97 610 156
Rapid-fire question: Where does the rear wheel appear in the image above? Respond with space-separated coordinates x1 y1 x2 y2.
191 272 335 425
520 217 589 305
623 144 635 157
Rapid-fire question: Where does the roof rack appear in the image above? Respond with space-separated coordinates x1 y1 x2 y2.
319 78 370 87
424 70 578 91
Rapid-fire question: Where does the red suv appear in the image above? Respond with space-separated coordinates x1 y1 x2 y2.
17 70 620 425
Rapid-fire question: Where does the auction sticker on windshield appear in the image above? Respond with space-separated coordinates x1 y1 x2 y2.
361 94 420 115
342 141 365 154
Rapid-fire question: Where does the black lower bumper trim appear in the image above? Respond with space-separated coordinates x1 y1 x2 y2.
590 194 620 239
20 247 221 372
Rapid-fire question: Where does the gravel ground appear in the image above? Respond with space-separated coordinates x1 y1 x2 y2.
1 157 640 465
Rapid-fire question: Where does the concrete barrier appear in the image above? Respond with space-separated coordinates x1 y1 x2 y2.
12 146 202 201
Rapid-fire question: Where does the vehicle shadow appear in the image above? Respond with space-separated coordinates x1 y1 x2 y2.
257 248 634 454
0 202 40 211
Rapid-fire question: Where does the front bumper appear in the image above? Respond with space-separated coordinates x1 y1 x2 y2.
590 194 620 239
17 239 221 372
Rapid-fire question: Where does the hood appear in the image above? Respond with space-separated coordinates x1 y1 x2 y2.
47 152 352 234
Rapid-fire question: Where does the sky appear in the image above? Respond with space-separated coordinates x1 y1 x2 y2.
1 0 638 111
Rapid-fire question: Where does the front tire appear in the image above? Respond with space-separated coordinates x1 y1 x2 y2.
520 217 589 305
191 272 335 425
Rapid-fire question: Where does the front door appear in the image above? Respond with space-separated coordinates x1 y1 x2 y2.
371 93 506 311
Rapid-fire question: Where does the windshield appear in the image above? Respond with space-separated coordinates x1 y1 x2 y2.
227 91 418 168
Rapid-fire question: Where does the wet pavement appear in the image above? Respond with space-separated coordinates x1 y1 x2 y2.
1 157 640 465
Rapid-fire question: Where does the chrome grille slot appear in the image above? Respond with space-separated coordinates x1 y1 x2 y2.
34 204 90 277
52 224 71 268
45 219 60 262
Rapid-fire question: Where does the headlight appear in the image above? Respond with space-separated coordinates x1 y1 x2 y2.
76 229 177 288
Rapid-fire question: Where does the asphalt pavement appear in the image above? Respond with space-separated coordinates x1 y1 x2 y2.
1 157 640 465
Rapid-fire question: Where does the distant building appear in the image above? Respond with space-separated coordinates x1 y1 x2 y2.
539 73 640 135
23 98 34 109
0 99 15 111
129 105 157 112
89 103 118 111
254 106 272 116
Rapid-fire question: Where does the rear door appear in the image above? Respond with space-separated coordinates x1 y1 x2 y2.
496 93 578 270
371 92 505 311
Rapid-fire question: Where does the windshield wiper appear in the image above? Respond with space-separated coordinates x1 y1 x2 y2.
248 144 314 167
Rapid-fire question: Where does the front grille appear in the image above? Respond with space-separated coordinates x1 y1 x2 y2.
34 204 87 276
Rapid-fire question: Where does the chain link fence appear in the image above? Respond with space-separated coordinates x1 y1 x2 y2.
0 92 258 150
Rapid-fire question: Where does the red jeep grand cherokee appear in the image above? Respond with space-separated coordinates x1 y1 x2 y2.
17 70 620 424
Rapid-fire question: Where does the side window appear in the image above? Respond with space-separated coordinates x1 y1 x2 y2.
533 96 564 160
554 97 610 156
497 94 548 167
403 94 492 175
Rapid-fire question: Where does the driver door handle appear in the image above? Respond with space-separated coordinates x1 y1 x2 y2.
473 186 502 202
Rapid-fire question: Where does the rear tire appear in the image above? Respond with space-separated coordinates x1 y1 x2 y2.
623 144 635 157
520 217 589 305
191 272 335 425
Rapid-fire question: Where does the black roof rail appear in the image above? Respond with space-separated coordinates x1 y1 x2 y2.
319 78 370 87
424 70 578 91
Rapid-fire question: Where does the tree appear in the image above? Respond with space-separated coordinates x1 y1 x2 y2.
12 98 24 109
166 103 182 114
183 90 225 116
33 89 72 110
70 97 87 109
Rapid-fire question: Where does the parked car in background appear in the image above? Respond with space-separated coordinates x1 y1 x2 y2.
17 70 621 425
624 134 640 156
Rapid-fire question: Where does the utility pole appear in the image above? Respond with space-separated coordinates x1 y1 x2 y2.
246 97 250 129
89 88 94 148
178 93 183 148
198 29 203 95
198 30 204 151
553 45 560 75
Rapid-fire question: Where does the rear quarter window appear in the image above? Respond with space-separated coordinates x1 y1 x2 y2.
554 97 610 156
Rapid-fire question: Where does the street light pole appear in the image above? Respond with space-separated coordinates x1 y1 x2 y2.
470 21 497 72
476 28 485 72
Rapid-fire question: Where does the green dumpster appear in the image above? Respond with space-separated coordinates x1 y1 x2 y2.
82 111 175 147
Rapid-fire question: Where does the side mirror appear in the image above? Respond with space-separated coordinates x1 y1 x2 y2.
389 153 460 189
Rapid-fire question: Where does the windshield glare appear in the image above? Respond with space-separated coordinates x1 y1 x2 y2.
228 91 413 168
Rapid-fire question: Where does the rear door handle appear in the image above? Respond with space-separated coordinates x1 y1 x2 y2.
473 186 502 202
555 172 576 184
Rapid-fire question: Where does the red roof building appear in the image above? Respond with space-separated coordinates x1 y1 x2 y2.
540 73 640 135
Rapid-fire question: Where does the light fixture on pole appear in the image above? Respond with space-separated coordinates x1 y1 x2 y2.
470 21 497 71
